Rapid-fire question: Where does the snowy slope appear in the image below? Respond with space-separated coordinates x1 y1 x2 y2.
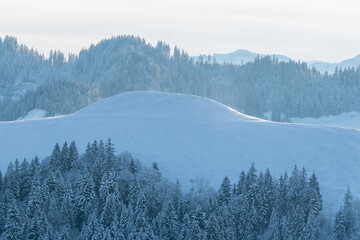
292 112 360 130
1 91 360 209
16 109 47 121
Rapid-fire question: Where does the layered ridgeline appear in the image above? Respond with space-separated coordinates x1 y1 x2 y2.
194 49 360 74
1 92 360 211
1 36 360 121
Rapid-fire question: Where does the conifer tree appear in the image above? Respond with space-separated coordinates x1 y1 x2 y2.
218 176 231 205
79 211 103 240
68 141 78 171
4 199 22 240
74 171 95 229
19 158 30 200
100 194 116 228
105 138 116 171
158 201 179 240
265 207 281 240
129 159 137 175
50 143 61 172
60 142 69 172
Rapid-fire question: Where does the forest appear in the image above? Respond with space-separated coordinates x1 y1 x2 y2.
1 139 358 240
1 36 360 121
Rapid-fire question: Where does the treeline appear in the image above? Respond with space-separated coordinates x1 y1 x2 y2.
0 139 357 239
2 36 360 121
0 80 100 121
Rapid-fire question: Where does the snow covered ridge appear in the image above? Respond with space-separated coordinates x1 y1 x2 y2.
291 111 360 130
1 91 360 209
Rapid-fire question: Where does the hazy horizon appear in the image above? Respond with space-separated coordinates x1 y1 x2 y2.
2 0 360 62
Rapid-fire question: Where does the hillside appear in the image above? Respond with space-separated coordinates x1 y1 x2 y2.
2 35 360 122
1 91 360 210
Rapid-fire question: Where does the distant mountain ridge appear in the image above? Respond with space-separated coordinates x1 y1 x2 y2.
194 49 360 73
193 49 291 65
308 54 360 73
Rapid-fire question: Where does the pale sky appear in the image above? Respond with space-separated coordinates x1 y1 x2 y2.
1 0 360 62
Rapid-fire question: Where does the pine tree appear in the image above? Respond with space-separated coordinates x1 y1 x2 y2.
186 219 206 240
79 211 103 240
19 158 31 200
265 208 281 240
26 172 47 240
50 143 61 172
302 177 322 240
205 214 223 239
158 201 179 240
60 141 70 172
100 194 116 228
5 161 20 200
334 187 356 240
60 182 74 228
236 170 246 196
334 209 346 240
4 199 22 240
29 155 40 179
262 168 275 229
283 205 305 240
129 159 137 175
68 141 78 171
99 171 116 210
105 138 116 171
245 163 258 205
74 171 95 229
218 176 231 205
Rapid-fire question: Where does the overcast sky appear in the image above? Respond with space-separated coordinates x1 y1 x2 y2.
1 0 360 62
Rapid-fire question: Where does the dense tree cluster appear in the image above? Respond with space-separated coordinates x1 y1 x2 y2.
2 36 360 121
1 139 356 239
0 80 100 121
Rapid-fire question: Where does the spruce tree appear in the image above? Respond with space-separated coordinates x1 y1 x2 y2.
129 159 137 175
50 143 61 172
68 141 78 171
218 176 231 205
4 199 22 240
60 141 69 172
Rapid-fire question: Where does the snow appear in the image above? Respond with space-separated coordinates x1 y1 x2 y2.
308 54 360 73
1 91 360 210
291 112 360 130
17 109 47 121
193 49 360 73
193 49 291 65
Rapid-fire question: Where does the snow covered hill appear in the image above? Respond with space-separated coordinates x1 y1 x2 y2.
1 91 360 210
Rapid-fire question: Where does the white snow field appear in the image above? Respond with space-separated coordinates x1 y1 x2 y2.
16 108 47 121
292 112 360 130
1 91 360 209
